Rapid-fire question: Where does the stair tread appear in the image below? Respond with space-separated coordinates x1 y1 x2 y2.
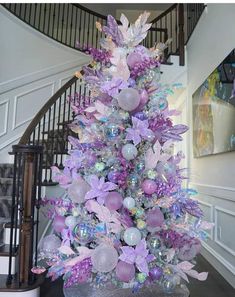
0 273 44 292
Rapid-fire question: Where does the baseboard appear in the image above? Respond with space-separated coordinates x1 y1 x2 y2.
201 242 235 288
0 287 40 297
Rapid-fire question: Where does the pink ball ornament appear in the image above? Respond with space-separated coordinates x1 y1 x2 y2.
105 191 123 211
142 179 157 195
146 208 164 228
53 216 66 233
139 89 149 106
127 52 141 68
117 88 140 112
116 261 135 282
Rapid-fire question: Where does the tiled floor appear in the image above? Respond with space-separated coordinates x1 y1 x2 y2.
40 255 235 297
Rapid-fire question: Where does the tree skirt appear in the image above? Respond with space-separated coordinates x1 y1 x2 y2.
63 283 190 297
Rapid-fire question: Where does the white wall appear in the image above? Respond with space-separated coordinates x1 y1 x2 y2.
186 4 235 287
0 7 90 162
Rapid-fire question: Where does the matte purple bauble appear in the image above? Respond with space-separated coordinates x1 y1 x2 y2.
133 112 147 121
53 216 66 233
108 170 120 183
115 261 135 282
142 179 157 195
105 191 123 211
146 208 164 228
149 266 163 280
127 52 141 68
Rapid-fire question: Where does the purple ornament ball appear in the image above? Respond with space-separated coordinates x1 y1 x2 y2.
108 170 120 183
146 208 164 228
105 191 123 211
127 52 141 68
139 89 149 105
142 179 157 195
133 112 147 121
149 266 163 280
115 261 135 282
53 216 66 233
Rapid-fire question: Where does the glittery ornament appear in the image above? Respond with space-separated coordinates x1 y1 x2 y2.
95 162 105 172
147 170 157 179
123 197 136 209
73 223 94 244
136 219 146 230
127 174 139 188
104 123 120 139
136 272 147 283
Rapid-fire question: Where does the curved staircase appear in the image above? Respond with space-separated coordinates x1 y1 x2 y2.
0 3 205 295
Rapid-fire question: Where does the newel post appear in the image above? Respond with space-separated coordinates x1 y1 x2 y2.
7 145 43 287
178 4 185 66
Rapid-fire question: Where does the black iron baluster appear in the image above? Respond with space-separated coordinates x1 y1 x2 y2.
56 4 61 40
42 4 47 33
65 4 70 46
74 6 79 47
69 5 73 47
52 4 56 39
47 3 51 35
60 4 65 43
38 4 42 31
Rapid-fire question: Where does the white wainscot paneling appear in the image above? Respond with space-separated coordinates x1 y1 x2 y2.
197 200 214 239
12 82 54 130
0 99 9 137
215 206 235 257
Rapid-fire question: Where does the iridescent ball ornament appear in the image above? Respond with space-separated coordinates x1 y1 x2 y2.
123 197 136 209
104 123 120 139
73 223 94 245
123 227 141 246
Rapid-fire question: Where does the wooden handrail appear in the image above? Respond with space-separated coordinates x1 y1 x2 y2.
151 4 177 24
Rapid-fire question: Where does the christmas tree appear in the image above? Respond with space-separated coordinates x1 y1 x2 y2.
38 12 211 293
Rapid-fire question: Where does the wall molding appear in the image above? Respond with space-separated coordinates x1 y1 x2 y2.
215 206 235 257
202 241 235 276
0 133 21 151
189 182 235 202
197 200 214 240
0 99 9 137
12 82 55 131
0 58 89 95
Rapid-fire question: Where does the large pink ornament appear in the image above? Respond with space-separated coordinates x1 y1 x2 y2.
127 52 141 68
146 208 164 228
142 179 157 195
131 89 149 113
115 261 135 282
91 244 118 273
53 216 66 233
68 178 90 203
117 88 140 112
105 191 123 211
